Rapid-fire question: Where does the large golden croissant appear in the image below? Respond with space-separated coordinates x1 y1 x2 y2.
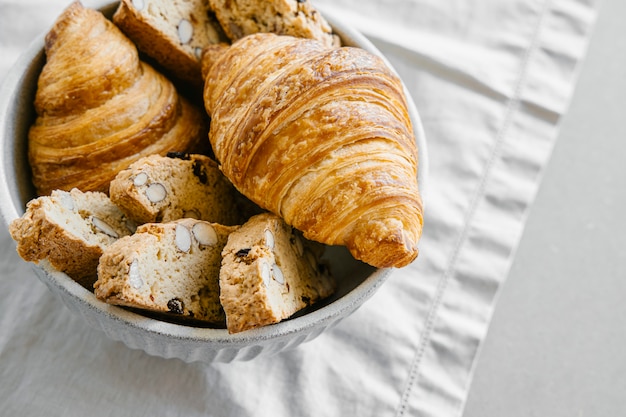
28 1 207 196
203 33 423 268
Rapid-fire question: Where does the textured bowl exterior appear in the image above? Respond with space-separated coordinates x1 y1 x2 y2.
0 1 427 363
33 259 390 362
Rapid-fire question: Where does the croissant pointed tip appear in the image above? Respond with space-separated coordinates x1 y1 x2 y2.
346 222 420 268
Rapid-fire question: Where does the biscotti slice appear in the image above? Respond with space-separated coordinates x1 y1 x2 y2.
8 188 135 288
95 218 239 325
113 0 228 86
209 0 340 48
109 153 245 225
219 212 336 333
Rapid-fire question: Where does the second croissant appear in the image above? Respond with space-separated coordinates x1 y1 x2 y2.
28 2 208 196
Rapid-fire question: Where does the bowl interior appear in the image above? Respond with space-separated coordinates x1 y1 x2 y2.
0 1 426 349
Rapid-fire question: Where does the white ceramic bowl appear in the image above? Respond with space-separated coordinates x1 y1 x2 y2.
0 1 428 363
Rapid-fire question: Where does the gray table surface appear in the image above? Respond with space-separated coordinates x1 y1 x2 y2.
463 0 626 415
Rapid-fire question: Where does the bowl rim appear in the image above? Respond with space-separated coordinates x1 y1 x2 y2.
0 0 427 346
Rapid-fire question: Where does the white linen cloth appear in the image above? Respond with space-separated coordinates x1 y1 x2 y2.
0 0 597 416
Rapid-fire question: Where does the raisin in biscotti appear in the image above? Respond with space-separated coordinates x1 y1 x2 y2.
109 153 247 226
219 212 336 333
8 189 135 288
209 0 340 48
113 0 228 86
95 218 239 325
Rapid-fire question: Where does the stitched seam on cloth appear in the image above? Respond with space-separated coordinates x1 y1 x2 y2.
394 1 552 416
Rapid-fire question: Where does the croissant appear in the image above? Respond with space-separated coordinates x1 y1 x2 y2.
28 1 208 196
203 33 423 268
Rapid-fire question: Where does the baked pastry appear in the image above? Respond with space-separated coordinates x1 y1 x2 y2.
28 1 207 196
220 213 336 333
203 33 423 268
95 218 239 325
200 43 230 80
8 188 135 288
209 0 339 47
109 152 245 225
113 0 228 86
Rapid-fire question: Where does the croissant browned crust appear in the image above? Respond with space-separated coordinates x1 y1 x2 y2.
28 1 208 196
203 33 423 268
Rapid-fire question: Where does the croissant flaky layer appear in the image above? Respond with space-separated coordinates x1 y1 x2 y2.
28 1 207 196
204 33 423 268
